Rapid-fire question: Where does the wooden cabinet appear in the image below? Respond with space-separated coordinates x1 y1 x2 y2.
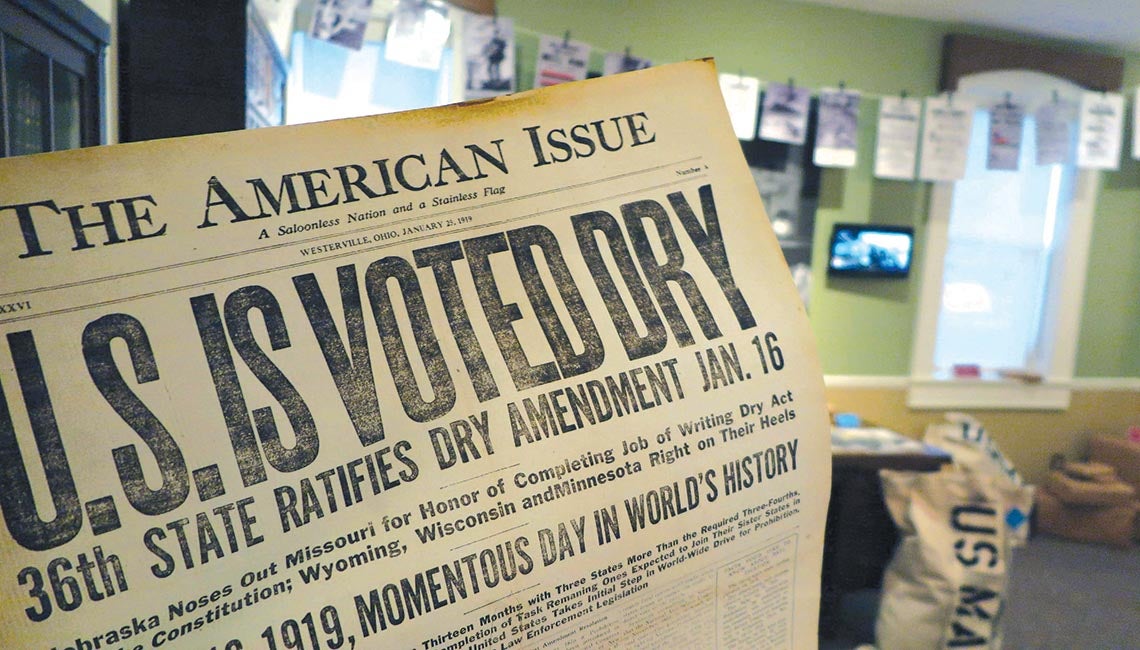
118 0 286 142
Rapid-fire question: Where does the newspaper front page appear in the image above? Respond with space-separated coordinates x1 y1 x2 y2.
0 60 830 650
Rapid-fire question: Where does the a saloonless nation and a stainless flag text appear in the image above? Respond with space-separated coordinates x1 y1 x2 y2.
0 60 830 649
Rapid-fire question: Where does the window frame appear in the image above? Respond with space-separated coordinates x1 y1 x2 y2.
0 0 108 156
908 70 1099 410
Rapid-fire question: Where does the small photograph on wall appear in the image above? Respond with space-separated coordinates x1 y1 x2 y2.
874 96 922 180
987 99 1024 171
918 94 974 181
1134 87 1140 161
759 81 811 145
463 15 515 99
384 0 451 70
718 73 761 140
814 88 861 167
603 50 651 75
1035 100 1075 165
1076 90 1124 169
534 34 590 87
310 0 373 51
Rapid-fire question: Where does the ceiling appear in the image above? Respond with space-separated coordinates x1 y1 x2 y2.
789 0 1140 53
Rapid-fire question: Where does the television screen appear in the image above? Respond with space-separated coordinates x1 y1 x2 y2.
827 223 914 277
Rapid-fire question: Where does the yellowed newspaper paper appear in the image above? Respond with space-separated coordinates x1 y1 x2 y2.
0 60 830 650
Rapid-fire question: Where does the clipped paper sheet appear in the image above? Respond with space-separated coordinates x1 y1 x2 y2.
718 72 761 140
384 0 451 70
534 34 590 87
310 0 373 51
874 96 922 180
987 100 1024 171
1077 91 1124 169
759 82 812 145
1134 87 1140 161
1035 100 1075 166
463 15 515 99
814 89 861 168
918 94 974 182
604 51 652 75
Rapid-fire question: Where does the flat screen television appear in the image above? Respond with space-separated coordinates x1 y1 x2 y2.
827 223 914 278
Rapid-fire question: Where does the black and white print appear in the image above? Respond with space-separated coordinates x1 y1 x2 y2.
534 34 590 87
1077 91 1124 170
603 50 651 76
718 73 760 140
384 0 451 70
987 100 1024 171
310 0 373 51
759 82 811 145
874 96 921 180
463 15 515 99
813 89 860 168
1035 101 1074 166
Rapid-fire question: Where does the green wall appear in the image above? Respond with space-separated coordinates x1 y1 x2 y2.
499 0 1140 378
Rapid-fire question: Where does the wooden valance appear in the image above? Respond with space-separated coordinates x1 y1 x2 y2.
941 33 1124 92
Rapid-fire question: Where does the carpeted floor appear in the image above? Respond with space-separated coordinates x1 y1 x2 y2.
1002 536 1140 649
820 535 1140 649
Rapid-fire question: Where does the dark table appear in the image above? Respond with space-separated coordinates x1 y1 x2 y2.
820 428 953 639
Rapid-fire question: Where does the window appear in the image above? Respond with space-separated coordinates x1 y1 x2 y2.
909 71 1097 409
287 30 455 125
0 0 108 157
286 2 461 127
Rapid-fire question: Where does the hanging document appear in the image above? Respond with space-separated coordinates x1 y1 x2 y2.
874 96 922 180
918 94 974 182
0 60 831 650
534 34 590 87
1035 100 1074 166
1134 87 1140 161
813 89 861 168
463 15 515 99
718 72 761 140
604 50 652 75
1076 91 1124 169
759 82 812 145
987 100 1024 171
310 0 373 51
384 0 451 70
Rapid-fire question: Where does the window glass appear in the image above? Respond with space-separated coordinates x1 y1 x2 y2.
52 62 82 151
932 110 1077 375
288 32 454 125
5 37 50 155
1 0 107 156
